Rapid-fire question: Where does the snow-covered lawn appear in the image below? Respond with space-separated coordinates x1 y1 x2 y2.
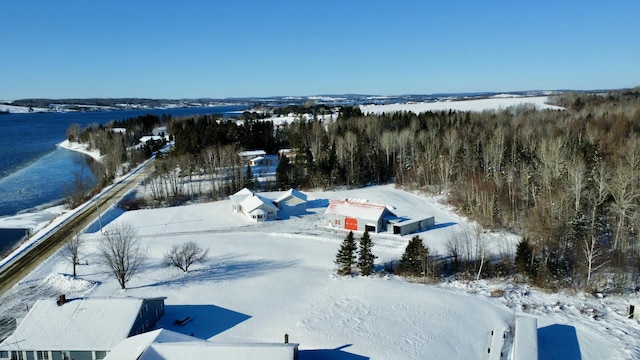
2 184 639 359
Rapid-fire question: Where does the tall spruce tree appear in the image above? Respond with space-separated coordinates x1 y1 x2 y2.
515 238 534 275
358 230 377 276
335 231 357 276
244 164 256 190
276 154 292 189
400 235 429 277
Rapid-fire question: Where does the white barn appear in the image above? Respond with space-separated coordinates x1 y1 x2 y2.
230 188 278 222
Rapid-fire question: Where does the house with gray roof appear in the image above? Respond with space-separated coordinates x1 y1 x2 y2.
0 296 165 360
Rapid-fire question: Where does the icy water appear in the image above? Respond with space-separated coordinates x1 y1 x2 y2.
0 105 247 243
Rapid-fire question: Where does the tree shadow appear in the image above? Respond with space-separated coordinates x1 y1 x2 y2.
84 204 125 233
299 344 369 360
538 324 582 360
157 304 251 340
137 254 298 288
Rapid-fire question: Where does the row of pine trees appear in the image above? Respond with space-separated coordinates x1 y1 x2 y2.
335 231 431 280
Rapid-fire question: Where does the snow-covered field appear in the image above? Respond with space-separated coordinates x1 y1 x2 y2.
0 103 48 113
1 184 639 359
360 96 564 114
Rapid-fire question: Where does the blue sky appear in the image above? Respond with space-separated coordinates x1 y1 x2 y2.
1 1 638 99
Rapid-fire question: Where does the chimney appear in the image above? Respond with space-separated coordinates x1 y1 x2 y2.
57 294 66 306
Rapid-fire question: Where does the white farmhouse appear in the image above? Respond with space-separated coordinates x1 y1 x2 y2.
0 296 166 360
230 188 278 222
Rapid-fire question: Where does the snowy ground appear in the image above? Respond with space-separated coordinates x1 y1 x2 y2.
1 184 639 359
0 104 48 113
57 140 103 162
359 95 564 114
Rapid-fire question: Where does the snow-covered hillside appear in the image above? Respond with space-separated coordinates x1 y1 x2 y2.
1 185 638 359
360 96 564 114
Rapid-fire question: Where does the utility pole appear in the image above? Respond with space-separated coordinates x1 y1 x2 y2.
95 197 103 234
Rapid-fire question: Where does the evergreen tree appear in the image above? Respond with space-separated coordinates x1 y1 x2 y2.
335 231 357 276
400 235 429 277
358 230 377 276
276 154 292 189
244 164 256 190
515 238 534 275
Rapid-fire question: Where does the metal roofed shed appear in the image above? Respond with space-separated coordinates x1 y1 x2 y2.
389 216 435 236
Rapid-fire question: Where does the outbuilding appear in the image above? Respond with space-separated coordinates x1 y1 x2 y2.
389 216 435 236
324 199 396 233
275 189 308 218
239 150 267 163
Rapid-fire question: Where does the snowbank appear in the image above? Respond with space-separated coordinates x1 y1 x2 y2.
57 140 103 161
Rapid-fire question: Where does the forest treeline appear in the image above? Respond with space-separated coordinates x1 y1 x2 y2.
74 88 640 291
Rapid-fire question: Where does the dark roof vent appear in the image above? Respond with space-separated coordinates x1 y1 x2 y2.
57 294 67 306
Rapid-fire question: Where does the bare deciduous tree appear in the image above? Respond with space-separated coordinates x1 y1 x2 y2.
98 223 146 289
165 241 209 272
63 231 83 277
566 155 587 214
582 235 609 290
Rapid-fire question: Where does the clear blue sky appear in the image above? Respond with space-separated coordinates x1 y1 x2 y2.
1 1 638 99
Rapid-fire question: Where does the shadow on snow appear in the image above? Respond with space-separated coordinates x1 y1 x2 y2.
84 204 125 233
538 324 582 360
299 344 369 360
137 254 298 288
158 304 251 340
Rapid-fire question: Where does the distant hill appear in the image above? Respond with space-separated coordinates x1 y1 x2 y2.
6 89 622 110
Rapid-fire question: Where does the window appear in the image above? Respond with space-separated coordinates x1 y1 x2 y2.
10 352 23 360
36 352 49 360
140 304 148 318
54 352 70 360
94 351 107 360
0 351 8 359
